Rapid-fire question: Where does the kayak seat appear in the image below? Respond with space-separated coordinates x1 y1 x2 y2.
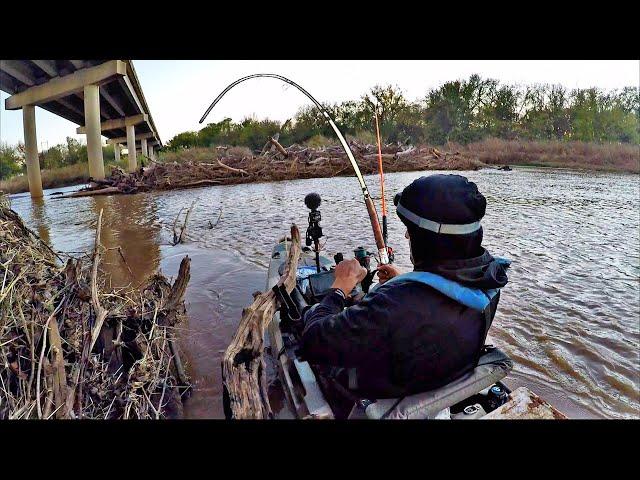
364 347 513 419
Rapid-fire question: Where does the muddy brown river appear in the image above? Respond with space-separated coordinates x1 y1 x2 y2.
8 167 640 419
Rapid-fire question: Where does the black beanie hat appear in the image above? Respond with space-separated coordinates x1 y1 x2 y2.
395 174 486 229
394 174 487 262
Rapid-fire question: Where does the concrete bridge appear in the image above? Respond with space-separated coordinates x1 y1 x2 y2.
0 60 162 198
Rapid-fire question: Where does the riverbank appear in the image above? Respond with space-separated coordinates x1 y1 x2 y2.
458 138 639 173
0 159 129 195
0 163 89 195
2 139 637 196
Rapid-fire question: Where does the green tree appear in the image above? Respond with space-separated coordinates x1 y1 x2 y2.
166 131 200 150
0 143 24 180
64 137 87 165
360 85 409 141
234 118 281 150
423 74 496 144
40 145 65 169
198 118 234 147
479 85 521 139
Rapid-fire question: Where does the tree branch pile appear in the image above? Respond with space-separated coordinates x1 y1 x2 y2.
64 142 486 197
0 199 192 419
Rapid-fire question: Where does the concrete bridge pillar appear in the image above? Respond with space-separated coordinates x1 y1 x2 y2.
22 105 43 198
114 143 121 163
126 124 137 172
140 138 148 158
83 84 105 180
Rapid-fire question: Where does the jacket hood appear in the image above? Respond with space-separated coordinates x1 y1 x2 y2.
414 248 510 290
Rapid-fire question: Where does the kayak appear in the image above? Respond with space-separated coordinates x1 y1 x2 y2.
264 237 566 420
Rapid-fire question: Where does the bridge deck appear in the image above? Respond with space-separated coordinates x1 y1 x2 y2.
0 60 161 148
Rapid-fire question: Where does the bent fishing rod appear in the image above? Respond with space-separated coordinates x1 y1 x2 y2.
199 73 390 265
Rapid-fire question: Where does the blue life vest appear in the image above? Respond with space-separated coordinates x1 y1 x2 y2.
370 257 510 313
379 271 497 311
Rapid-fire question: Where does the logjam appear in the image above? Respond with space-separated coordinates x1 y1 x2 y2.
0 198 192 419
222 224 301 419
60 142 487 197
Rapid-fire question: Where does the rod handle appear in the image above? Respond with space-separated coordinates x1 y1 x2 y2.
365 196 388 264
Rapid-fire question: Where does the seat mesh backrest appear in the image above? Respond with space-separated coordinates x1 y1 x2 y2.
365 348 513 420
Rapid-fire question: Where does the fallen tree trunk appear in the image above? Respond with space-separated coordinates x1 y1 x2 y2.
217 159 248 176
363 153 396 161
61 187 122 198
269 137 289 158
261 133 280 156
222 224 301 419
396 146 417 158
179 179 223 188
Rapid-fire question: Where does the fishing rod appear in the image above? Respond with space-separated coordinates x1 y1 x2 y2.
374 111 388 246
199 73 390 265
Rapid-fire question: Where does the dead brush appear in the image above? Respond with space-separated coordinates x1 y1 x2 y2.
0 195 191 419
63 142 489 198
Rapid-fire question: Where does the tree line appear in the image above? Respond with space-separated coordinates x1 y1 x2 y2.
165 74 639 151
2 74 638 181
1 138 119 181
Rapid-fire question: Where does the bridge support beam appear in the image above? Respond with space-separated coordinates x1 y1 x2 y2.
83 84 105 180
140 138 148 158
76 113 148 134
126 124 137 172
106 131 155 144
114 143 121 163
22 105 43 198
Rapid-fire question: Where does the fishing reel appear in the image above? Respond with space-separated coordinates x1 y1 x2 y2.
352 245 394 293
353 246 377 293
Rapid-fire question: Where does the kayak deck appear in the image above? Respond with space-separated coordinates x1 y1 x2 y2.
267 239 334 419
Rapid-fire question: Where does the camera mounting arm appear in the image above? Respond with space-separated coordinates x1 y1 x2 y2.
304 193 323 273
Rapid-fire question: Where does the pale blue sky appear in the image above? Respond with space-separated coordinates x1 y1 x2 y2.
1 60 638 148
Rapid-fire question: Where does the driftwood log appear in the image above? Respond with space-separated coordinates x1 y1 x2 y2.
269 136 289 158
222 224 301 419
62 187 122 198
217 159 248 176
261 132 278 155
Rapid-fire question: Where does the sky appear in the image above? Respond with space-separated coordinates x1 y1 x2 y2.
1 60 638 148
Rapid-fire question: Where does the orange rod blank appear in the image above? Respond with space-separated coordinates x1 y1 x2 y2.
374 112 387 216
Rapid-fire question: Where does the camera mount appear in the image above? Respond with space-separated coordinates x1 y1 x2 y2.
304 193 323 273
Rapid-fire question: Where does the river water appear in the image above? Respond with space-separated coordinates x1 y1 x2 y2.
8 167 640 419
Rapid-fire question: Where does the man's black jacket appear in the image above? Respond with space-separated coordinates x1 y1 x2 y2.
299 249 509 399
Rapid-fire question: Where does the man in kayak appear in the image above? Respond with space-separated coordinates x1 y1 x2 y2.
299 174 510 417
